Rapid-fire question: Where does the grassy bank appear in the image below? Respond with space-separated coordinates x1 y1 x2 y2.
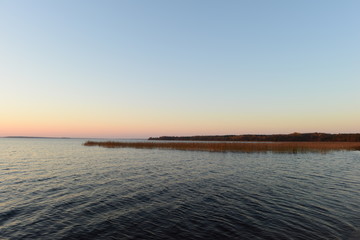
83 141 360 153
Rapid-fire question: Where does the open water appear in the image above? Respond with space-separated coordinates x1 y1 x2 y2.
0 138 359 239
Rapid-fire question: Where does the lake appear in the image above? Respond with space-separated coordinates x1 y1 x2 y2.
1 138 359 239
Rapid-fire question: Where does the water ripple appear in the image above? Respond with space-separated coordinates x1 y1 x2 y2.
0 139 359 239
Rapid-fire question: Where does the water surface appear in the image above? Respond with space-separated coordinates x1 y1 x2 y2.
1 138 359 239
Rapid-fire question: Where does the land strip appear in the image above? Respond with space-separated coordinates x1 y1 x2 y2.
148 133 360 142
83 141 360 153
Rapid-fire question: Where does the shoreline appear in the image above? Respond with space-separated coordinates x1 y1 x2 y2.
148 132 360 142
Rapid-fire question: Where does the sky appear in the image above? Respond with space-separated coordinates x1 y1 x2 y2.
1 0 359 138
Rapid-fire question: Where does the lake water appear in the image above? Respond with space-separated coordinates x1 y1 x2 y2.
1 138 359 240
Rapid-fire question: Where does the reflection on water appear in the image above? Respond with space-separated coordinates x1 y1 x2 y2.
0 138 359 239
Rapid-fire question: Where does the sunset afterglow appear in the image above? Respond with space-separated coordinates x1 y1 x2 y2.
1 1 359 138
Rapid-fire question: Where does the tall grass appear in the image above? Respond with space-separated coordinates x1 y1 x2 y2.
83 141 360 153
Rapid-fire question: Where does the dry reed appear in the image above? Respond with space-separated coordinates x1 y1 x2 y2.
83 141 360 153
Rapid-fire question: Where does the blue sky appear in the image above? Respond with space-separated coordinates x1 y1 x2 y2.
1 0 359 137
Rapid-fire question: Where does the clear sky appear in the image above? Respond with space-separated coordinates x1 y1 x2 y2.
1 0 359 138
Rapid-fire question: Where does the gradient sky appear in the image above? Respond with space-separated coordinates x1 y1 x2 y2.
1 0 359 138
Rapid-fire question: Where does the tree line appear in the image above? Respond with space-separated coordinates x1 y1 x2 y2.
148 133 360 142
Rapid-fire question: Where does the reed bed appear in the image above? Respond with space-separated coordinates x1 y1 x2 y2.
83 141 360 153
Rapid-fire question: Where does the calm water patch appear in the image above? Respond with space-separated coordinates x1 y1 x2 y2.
0 138 359 239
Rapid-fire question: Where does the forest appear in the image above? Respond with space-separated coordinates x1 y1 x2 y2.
148 133 360 142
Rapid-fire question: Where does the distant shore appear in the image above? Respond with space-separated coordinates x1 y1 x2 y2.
4 136 71 139
148 133 360 142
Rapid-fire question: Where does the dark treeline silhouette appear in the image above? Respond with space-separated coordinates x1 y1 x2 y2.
149 133 360 142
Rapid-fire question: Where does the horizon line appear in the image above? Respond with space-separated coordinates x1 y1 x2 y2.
2 132 360 140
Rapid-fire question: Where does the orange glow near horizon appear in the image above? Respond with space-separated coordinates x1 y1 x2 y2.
2 111 359 138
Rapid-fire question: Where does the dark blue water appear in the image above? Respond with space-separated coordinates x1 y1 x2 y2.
1 138 359 239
